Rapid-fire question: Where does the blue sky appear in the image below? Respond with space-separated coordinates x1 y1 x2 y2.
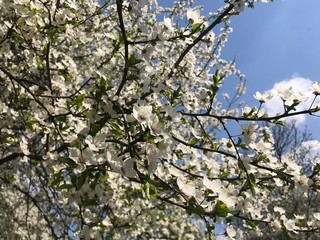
222 0 320 84
190 0 320 139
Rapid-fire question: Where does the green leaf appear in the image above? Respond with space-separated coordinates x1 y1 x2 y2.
3 174 15 184
90 123 101 136
144 181 150 199
213 68 219 83
245 219 258 229
30 158 41 165
70 174 77 186
58 184 74 190
172 85 182 99
211 200 231 217
76 171 87 189
75 93 86 108
149 183 157 199
264 184 275 191
144 131 157 143
275 168 288 181
48 177 62 187
237 143 250 150
249 107 257 116
144 181 158 199
108 120 121 131
248 2 255 8
273 120 288 128
25 119 39 131
226 215 235 223
186 200 205 216
191 22 203 33
295 219 307 228
189 138 199 146
212 68 223 85
127 74 139 80
127 54 144 67
82 198 99 207
59 157 77 167
256 154 267 162
55 115 67 122
238 160 246 171
219 171 230 179
247 173 257 195
48 170 63 187
147 178 170 192
47 26 59 43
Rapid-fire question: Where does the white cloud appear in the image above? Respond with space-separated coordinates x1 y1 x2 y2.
263 76 320 125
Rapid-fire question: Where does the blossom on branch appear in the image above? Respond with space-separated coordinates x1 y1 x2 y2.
0 0 319 239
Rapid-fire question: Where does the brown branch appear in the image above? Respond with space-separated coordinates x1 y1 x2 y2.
233 212 271 224
162 158 240 182
0 152 23 165
181 107 320 122
168 4 234 78
11 183 59 240
172 135 237 159
115 0 129 96
127 32 194 45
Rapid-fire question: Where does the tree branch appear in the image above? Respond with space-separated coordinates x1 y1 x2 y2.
168 4 234 78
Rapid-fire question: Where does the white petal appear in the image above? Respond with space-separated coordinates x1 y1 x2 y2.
177 177 196 197
123 158 138 178
69 148 80 161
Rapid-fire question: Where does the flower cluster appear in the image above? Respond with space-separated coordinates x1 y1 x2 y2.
0 0 319 239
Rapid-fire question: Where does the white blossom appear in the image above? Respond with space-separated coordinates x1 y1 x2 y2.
254 91 273 103
177 177 197 197
312 82 320 95
186 8 202 24
0 0 319 239
132 105 153 124
241 123 258 144
234 0 246 12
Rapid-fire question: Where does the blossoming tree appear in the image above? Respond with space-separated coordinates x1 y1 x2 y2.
238 123 320 239
0 0 319 239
